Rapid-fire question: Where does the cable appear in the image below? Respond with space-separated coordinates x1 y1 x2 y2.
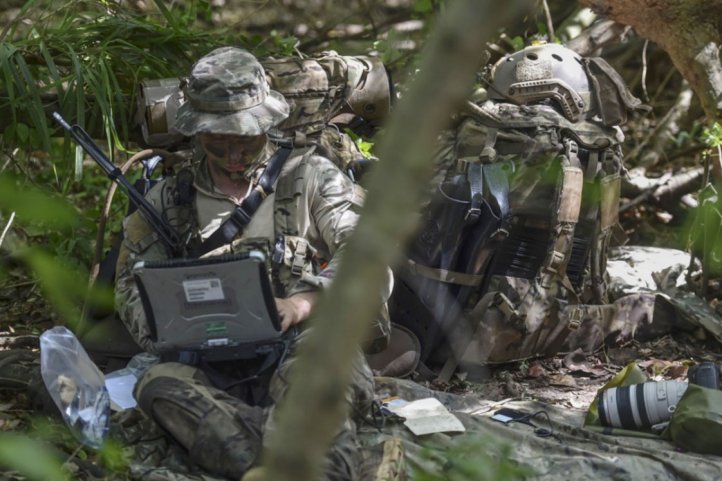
510 409 563 443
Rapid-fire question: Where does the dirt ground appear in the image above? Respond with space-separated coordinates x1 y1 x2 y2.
1 269 722 479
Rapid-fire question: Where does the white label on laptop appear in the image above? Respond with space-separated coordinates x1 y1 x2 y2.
183 278 225 302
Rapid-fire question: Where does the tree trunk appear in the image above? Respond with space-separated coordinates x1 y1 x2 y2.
580 0 722 119
255 1 531 481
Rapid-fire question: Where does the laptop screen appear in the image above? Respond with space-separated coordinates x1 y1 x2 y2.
132 251 281 353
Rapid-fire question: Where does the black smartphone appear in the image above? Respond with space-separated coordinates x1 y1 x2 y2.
491 408 533 425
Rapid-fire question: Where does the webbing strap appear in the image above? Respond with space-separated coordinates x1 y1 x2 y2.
192 147 292 257
406 259 483 286
483 162 511 221
466 162 483 223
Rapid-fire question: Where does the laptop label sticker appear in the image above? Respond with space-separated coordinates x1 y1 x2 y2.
183 278 225 302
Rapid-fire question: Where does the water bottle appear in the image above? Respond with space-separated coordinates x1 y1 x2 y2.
40 326 110 448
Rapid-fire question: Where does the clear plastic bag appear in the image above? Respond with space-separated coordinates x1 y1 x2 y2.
40 326 110 448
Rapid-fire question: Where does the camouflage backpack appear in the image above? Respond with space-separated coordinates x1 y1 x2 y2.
135 51 391 176
390 44 646 373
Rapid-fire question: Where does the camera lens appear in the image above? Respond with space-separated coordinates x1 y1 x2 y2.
598 381 688 429
688 362 722 390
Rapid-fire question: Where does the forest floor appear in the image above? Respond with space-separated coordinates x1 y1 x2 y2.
1 262 722 478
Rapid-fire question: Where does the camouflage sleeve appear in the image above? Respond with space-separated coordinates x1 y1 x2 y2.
114 204 170 354
286 154 393 302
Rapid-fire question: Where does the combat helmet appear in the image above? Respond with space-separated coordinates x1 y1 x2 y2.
488 43 592 122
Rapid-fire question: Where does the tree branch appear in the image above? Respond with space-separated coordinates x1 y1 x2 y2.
255 1 531 481
579 0 722 118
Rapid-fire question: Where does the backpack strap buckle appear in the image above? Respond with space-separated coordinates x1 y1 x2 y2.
291 239 309 277
493 292 520 321
567 307 583 330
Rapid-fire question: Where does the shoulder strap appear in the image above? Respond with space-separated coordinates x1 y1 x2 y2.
191 146 293 258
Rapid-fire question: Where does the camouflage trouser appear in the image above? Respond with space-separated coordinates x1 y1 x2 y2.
134 333 374 481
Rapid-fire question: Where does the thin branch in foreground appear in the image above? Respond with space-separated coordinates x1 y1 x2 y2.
255 2 531 481
0 212 16 250
541 0 555 41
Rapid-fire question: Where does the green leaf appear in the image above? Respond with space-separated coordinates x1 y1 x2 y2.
20 247 88 330
13 52 51 152
0 174 78 229
414 0 434 14
510 36 525 51
98 438 130 474
702 122 722 148
0 433 70 481
150 0 180 30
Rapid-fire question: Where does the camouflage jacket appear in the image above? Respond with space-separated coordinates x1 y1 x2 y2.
115 141 388 353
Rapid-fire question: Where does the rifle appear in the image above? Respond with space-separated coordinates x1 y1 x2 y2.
52 112 185 256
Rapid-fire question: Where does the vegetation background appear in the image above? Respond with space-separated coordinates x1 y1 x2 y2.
0 0 720 480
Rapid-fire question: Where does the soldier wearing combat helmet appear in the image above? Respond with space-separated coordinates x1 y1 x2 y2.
115 46 391 481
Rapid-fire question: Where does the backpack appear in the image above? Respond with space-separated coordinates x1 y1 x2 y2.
390 97 626 373
134 51 391 176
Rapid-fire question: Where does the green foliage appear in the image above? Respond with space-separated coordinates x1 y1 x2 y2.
686 121 722 284
373 29 409 67
98 438 131 475
344 128 375 158
701 122 722 149
410 435 532 481
414 0 436 14
0 173 78 229
1 0 224 183
0 433 70 481
509 36 526 51
19 247 87 330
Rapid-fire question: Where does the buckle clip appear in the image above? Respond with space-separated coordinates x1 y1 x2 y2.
291 239 309 277
567 308 583 330
493 292 520 321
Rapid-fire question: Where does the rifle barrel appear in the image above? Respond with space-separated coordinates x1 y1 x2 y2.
51 112 184 255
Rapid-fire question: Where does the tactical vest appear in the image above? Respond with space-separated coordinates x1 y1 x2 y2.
392 100 625 367
163 146 389 352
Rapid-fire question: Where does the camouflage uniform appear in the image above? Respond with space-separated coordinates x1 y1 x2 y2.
115 47 387 481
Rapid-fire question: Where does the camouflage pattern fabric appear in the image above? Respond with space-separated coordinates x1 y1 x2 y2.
263 53 389 137
115 141 390 353
132 329 374 481
113 46 392 480
115 142 390 481
173 47 290 137
361 377 722 481
414 99 625 365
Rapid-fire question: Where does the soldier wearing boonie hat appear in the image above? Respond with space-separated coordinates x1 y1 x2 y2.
115 46 387 481
173 46 290 137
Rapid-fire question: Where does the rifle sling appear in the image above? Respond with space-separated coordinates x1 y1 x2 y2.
192 146 293 257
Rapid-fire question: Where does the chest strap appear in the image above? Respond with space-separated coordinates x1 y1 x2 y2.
192 146 293 257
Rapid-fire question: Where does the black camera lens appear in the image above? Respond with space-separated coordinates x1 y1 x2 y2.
688 363 722 390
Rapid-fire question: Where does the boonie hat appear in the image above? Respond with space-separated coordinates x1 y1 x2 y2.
173 46 289 136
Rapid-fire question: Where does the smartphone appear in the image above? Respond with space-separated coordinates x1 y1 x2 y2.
491 408 533 425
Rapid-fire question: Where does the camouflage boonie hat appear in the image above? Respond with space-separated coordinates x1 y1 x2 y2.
173 46 289 136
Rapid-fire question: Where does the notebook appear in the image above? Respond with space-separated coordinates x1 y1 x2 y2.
132 251 281 353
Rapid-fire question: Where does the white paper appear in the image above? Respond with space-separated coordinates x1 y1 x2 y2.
104 373 138 411
385 397 465 436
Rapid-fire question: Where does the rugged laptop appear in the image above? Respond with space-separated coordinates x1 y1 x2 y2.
132 251 281 355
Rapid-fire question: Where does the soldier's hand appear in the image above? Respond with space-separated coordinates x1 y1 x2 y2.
275 291 318 332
